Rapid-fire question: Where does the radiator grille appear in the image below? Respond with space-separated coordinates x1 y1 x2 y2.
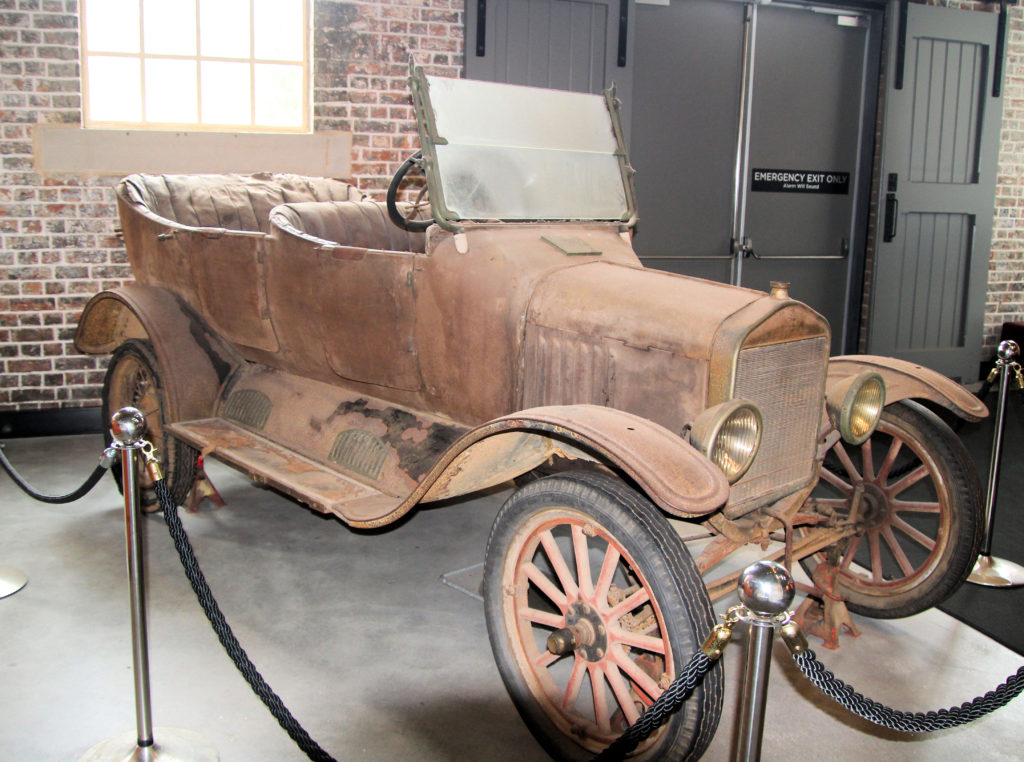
726 336 828 515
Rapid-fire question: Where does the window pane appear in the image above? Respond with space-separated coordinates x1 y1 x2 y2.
254 0 304 62
87 55 142 121
143 0 197 56
145 59 198 123
199 0 250 58
254 63 303 127
84 0 140 54
201 60 251 125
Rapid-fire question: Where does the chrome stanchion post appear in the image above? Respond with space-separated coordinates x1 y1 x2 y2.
968 340 1024 588
733 560 795 762
81 407 217 762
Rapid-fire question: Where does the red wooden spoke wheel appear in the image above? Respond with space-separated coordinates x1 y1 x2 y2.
484 471 721 760
804 401 982 618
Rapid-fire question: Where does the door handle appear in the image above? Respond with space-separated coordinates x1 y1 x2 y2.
740 237 849 260
994 0 1007 98
475 0 486 57
883 194 898 242
617 0 629 66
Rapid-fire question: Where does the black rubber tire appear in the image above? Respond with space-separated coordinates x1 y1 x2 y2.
483 471 723 761
102 339 197 509
806 400 982 618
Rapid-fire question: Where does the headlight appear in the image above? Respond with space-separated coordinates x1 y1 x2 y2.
690 400 762 483
827 370 885 445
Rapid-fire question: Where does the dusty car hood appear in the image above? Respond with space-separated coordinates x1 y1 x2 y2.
525 261 765 360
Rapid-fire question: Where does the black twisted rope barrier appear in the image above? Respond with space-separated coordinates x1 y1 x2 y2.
792 648 1024 732
592 650 715 761
154 477 337 762
0 442 112 503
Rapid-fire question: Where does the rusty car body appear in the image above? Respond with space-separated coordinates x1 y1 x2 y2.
75 69 987 760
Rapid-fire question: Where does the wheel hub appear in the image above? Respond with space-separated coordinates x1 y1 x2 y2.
857 483 889 529
547 601 609 662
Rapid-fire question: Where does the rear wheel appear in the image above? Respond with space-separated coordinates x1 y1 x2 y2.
102 339 197 509
804 400 982 618
483 471 722 760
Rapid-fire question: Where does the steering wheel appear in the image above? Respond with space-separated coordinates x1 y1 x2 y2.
386 151 433 232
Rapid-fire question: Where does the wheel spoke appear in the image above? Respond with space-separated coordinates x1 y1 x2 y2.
891 515 937 552
610 627 667 656
868 532 883 583
876 434 901 481
539 529 579 600
521 606 564 628
860 438 875 481
604 660 642 726
840 535 862 570
888 464 928 497
834 442 862 484
606 587 651 621
572 525 594 599
610 646 664 701
881 526 916 577
523 561 568 609
819 465 854 493
533 650 560 670
590 666 613 735
561 658 587 712
891 500 941 514
594 545 621 604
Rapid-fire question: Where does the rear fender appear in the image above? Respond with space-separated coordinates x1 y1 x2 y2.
74 285 242 422
417 404 729 519
828 355 988 422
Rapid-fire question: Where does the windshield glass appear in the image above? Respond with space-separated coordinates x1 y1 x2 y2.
416 74 632 223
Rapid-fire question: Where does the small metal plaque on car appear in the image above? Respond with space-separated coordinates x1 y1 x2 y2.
541 235 601 256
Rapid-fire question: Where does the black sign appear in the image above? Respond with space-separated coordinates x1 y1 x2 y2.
751 168 850 195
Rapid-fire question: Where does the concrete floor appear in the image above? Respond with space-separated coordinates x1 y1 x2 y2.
1 433 1022 761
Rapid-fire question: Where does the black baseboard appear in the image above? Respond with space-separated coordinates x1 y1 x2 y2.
0 407 105 438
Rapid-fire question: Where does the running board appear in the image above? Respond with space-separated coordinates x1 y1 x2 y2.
168 417 402 526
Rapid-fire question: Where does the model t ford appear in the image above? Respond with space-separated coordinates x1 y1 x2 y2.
74 69 986 760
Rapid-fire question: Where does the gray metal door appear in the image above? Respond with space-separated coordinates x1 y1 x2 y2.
866 2 1004 381
738 4 875 355
630 0 745 286
465 0 634 132
631 1 880 355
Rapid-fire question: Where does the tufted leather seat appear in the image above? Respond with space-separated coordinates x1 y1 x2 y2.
119 173 364 234
270 200 428 254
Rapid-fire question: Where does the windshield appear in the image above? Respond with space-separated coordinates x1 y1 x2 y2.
412 71 635 225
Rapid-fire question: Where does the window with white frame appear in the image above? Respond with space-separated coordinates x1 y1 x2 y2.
81 0 309 132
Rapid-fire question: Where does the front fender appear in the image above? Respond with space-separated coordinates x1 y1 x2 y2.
74 285 242 422
416 404 729 519
828 355 987 422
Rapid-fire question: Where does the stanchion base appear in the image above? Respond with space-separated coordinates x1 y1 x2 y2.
0 565 27 598
80 728 218 762
967 555 1024 588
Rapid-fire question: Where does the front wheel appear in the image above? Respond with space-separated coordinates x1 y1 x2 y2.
102 339 197 509
483 471 722 760
804 400 982 618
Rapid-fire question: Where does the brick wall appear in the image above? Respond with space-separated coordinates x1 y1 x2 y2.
0 0 1020 413
0 0 462 411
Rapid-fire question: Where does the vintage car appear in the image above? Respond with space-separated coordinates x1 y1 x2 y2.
74 69 987 760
